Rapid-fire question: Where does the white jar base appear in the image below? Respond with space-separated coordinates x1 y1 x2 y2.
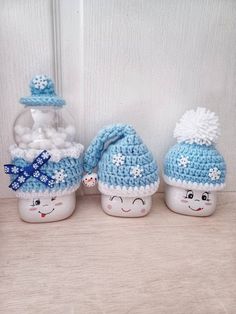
18 192 76 223
165 185 217 217
101 194 152 217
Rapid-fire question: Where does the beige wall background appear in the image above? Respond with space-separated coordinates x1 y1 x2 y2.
0 0 236 198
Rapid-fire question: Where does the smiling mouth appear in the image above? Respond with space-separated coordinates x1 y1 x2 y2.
121 208 132 213
188 206 203 211
38 209 55 218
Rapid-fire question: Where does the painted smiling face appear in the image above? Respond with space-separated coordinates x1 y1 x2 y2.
18 192 76 222
101 194 152 217
165 185 217 217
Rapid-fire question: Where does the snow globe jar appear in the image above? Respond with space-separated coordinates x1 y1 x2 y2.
82 124 159 217
163 107 226 217
4 75 84 223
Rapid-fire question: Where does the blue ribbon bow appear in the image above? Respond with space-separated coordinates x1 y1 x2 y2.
4 150 55 191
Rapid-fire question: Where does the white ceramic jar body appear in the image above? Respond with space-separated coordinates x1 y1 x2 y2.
101 194 152 217
18 192 76 222
165 185 217 217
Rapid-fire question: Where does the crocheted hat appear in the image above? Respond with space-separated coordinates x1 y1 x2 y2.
83 124 159 196
163 107 226 191
20 74 65 106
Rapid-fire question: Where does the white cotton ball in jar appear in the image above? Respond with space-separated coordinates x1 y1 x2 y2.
65 125 76 137
52 137 66 148
14 125 26 136
45 127 57 138
21 133 33 143
64 142 72 148
19 142 28 149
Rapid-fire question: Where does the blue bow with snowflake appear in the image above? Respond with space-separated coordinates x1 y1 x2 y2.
4 150 55 191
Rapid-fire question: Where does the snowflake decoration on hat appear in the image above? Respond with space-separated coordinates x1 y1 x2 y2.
32 75 48 90
130 165 143 178
209 167 221 180
52 169 67 183
112 153 125 166
178 156 190 168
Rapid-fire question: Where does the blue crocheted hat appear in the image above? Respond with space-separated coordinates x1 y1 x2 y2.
83 124 159 197
20 75 65 106
163 107 226 191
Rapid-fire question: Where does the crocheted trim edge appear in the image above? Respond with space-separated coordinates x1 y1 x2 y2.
9 143 84 162
15 183 81 199
20 96 65 106
163 175 225 191
98 180 160 197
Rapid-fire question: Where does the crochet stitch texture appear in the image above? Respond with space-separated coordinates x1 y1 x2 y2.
11 156 83 198
83 124 159 197
163 107 226 191
20 75 65 106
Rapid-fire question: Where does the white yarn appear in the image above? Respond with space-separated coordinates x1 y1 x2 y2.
174 107 220 145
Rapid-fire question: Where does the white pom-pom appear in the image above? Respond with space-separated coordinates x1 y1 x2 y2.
174 107 220 145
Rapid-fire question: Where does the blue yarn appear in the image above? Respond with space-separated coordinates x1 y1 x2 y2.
83 124 159 194
10 156 83 193
164 143 226 188
20 75 65 107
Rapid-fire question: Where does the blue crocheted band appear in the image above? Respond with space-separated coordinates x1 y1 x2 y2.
20 75 65 107
10 156 83 198
164 143 226 191
83 124 159 196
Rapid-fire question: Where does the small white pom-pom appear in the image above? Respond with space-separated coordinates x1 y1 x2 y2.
174 107 220 145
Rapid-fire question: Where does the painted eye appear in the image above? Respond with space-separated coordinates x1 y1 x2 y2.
132 198 145 205
35 199 40 205
202 192 209 201
186 190 194 199
51 196 56 201
110 196 123 203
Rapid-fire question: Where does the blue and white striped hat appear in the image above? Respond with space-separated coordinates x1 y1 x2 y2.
83 124 159 196
163 107 226 191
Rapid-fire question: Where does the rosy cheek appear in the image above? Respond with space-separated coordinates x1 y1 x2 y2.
181 199 188 203
29 207 38 211
141 208 146 213
205 202 212 206
107 204 112 210
55 202 63 206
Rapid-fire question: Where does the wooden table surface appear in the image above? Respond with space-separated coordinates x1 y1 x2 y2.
0 193 236 314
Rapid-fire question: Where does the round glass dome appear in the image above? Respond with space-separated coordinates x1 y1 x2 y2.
13 106 77 150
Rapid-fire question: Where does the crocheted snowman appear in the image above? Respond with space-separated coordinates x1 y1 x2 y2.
163 107 226 217
4 75 84 222
83 124 159 217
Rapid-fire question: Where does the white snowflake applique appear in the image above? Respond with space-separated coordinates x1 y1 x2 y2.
209 167 221 180
52 169 67 183
178 156 190 168
130 165 143 178
112 153 125 166
41 151 50 160
18 176 26 183
32 75 48 90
